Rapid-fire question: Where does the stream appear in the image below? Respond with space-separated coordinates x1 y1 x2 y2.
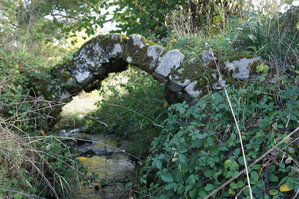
59 128 138 199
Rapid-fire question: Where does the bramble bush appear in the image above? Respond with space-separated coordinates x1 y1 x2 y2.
139 74 299 198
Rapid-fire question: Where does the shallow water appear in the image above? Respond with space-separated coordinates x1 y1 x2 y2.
61 129 136 199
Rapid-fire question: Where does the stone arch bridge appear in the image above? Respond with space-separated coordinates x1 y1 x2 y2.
0 34 262 118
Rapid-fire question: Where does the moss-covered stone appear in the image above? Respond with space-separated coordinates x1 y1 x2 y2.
219 52 255 64
223 56 263 80
52 64 73 80
169 56 218 97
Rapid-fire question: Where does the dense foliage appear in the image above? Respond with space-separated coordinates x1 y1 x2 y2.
0 0 107 41
161 5 299 70
107 0 244 38
139 75 299 198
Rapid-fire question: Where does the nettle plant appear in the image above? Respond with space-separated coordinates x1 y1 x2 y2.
140 75 299 199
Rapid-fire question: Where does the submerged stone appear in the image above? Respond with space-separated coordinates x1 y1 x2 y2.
68 131 135 199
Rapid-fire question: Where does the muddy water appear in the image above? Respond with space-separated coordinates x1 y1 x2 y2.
60 129 137 199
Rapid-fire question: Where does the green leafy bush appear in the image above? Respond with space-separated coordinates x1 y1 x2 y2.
140 75 299 198
106 0 244 39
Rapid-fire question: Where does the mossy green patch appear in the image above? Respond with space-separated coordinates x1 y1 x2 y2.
172 56 218 94
219 52 255 64
52 64 73 80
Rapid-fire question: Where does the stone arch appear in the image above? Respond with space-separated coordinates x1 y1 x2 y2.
47 34 190 103
0 34 262 119
40 33 262 117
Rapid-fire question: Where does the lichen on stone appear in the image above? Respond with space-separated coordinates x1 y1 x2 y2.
130 34 146 49
202 50 217 68
147 45 165 69
111 43 123 56
212 76 228 90
126 56 132 63
155 49 185 77
184 81 202 97
168 75 191 92
224 57 263 80
170 56 213 95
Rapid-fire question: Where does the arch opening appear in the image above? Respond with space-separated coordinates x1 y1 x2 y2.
54 65 168 198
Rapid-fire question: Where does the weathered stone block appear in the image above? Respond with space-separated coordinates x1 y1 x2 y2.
224 57 262 80
155 49 185 77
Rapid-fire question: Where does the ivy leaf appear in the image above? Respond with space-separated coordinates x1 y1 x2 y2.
179 154 187 163
269 174 279 182
13 193 23 199
153 159 162 169
250 171 259 183
161 172 174 183
189 188 197 197
230 182 238 189
233 148 240 157
269 189 278 196
224 159 232 168
204 184 214 191
214 92 222 101
198 190 207 197
248 34 257 42
164 182 177 191
237 180 245 188
229 161 239 171
203 170 212 178
286 177 295 188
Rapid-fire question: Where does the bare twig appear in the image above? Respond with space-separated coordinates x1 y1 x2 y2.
84 115 108 127
293 187 299 199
